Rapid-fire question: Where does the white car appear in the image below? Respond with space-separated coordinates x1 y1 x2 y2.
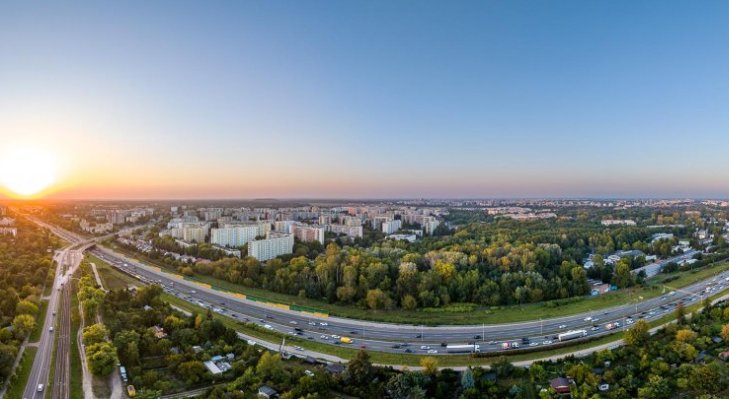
294 346 304 351
427 349 438 354
420 345 430 350
263 324 273 330
331 335 341 339
320 322 329 326
558 324 567 329
591 326 600 331
308 321 316 326
584 317 592 322
543 340 553 345
529 342 539 347
289 321 298 325
320 335 329 340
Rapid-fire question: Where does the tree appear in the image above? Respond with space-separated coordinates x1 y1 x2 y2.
365 289 391 310
113 330 141 366
420 356 438 375
461 367 475 389
624 320 650 346
176 360 206 385
15 299 38 316
86 342 118 376
675 329 697 343
675 302 686 324
82 323 109 345
12 314 35 339
401 294 417 311
256 351 284 381
721 323 729 342
347 350 373 385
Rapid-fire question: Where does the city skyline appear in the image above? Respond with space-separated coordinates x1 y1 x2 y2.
3 1 729 199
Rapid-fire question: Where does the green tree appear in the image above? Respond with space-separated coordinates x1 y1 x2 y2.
15 299 39 316
12 314 35 339
624 319 650 346
82 323 109 345
86 342 118 376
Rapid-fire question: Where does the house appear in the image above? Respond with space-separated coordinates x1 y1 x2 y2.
151 326 167 339
257 385 278 398
550 377 572 395
325 363 345 375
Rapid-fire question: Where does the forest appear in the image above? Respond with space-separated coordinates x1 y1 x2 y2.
0 214 58 385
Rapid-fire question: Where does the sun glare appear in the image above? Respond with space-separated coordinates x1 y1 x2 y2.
0 147 58 197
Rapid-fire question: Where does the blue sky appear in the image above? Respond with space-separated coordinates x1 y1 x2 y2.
1 1 728 199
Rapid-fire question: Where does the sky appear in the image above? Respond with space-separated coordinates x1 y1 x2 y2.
1 1 729 199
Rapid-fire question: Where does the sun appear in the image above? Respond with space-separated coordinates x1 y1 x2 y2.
0 147 58 197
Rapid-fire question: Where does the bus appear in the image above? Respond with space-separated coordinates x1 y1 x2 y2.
557 330 587 342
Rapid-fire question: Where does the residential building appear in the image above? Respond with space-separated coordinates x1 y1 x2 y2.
382 219 402 234
327 224 363 239
211 225 258 247
274 220 296 233
248 233 294 261
291 224 325 245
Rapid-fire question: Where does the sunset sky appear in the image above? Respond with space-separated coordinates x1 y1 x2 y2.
2 1 729 199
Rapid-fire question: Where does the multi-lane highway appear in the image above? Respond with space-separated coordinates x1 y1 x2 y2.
93 245 729 356
29 220 729 357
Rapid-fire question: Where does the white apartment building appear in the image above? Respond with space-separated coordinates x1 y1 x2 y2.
382 219 402 235
248 233 294 261
210 225 258 247
328 224 363 239
274 220 297 233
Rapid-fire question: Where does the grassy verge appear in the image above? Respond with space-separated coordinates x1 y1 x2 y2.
29 300 49 343
5 346 38 399
70 279 83 399
107 243 729 325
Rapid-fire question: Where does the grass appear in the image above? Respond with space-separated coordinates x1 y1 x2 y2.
29 300 49 343
5 346 38 399
92 251 729 367
69 279 83 399
107 243 729 325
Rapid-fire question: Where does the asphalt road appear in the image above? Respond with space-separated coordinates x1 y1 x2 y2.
21 248 74 399
31 221 729 357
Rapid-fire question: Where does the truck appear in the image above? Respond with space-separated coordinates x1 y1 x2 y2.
557 329 587 342
340 337 352 344
445 344 481 353
500 341 520 350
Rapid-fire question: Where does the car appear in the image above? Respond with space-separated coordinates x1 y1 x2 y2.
543 340 552 345
334 341 341 345
320 322 329 326
360 345 367 349
37 384 44 392
558 324 567 329
420 345 430 350
415 334 422 339
591 326 600 331
49 326 54 332
350 331 358 335
405 348 412 353
290 321 298 325
308 321 316 326
584 316 592 322
440 342 448 347
294 328 303 332
320 335 329 340
331 335 341 339
294 346 304 351
266 315 274 320
231 314 237 318
391 344 401 349
474 335 482 339
52 312 56 316
529 342 539 347
427 349 438 354
263 324 273 330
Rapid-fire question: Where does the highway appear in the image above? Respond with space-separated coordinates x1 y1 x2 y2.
21 246 82 399
30 220 729 357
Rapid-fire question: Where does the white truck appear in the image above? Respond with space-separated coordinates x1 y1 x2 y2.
445 344 481 353
558 329 587 342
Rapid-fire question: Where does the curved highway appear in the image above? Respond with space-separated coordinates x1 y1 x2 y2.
34 220 729 356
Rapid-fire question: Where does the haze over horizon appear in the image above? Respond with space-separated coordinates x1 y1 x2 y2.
2 1 729 200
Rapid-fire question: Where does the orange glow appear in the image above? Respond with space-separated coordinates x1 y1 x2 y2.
0 147 60 198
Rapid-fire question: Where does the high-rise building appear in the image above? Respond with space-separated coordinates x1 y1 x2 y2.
291 224 325 245
210 225 258 247
274 220 296 233
327 224 363 239
248 233 294 261
382 219 402 235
